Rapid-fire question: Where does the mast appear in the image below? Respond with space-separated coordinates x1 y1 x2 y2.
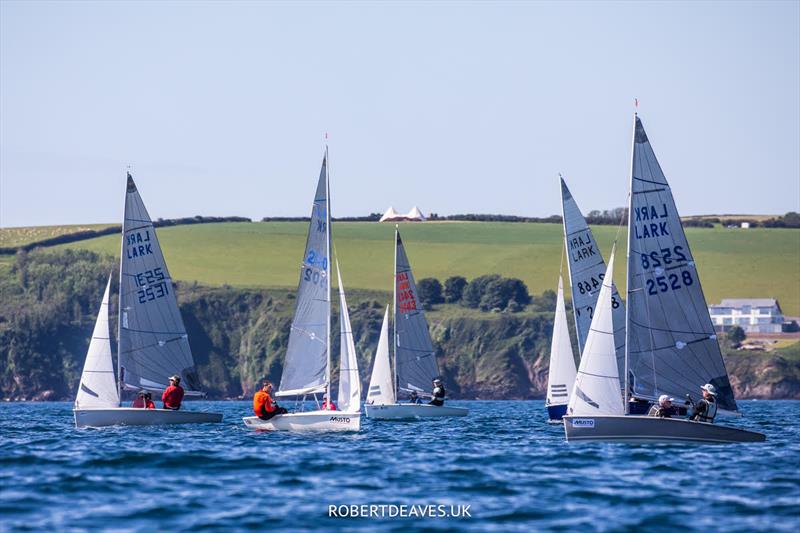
393 225 398 400
116 171 127 406
559 173 583 354
325 146 332 405
623 113 637 414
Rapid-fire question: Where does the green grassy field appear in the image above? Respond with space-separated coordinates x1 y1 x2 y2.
0 223 117 248
49 221 800 316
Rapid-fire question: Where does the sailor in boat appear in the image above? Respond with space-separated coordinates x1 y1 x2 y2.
429 378 446 407
688 384 718 423
321 393 337 411
647 395 677 418
132 391 155 409
162 375 185 411
253 381 288 420
408 391 423 404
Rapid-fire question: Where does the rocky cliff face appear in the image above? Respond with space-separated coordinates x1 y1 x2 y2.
2 250 798 401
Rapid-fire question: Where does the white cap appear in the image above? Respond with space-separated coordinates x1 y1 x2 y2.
701 383 718 396
658 394 674 404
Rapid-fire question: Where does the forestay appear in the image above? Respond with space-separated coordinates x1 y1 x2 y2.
118 174 200 394
567 248 624 416
278 155 330 396
75 275 119 408
336 264 361 413
367 307 395 405
394 231 439 397
626 116 737 411
546 275 577 409
560 176 626 379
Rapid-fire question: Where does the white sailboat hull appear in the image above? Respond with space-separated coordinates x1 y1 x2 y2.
242 411 361 431
74 408 223 428
365 403 469 420
563 415 765 444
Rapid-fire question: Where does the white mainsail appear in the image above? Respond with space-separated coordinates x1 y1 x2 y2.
567 246 624 416
560 176 626 380
367 306 395 405
278 153 331 397
336 264 361 413
118 173 199 395
546 275 577 409
625 115 737 411
75 275 119 409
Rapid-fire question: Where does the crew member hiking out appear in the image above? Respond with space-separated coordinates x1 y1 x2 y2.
430 378 445 407
253 381 288 420
162 375 184 410
688 384 718 423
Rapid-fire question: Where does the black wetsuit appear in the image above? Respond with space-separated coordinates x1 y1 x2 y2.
689 397 717 423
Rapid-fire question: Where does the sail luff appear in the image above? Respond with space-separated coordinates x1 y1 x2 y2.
392 226 398 399
624 113 637 413
559 175 583 356
325 147 332 404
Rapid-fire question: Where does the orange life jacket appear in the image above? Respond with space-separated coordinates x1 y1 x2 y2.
254 390 276 417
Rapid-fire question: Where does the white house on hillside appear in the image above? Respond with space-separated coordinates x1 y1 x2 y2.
708 298 784 334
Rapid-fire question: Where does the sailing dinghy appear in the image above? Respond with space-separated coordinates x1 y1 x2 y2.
74 173 223 428
545 275 577 422
242 150 361 431
563 115 765 443
364 229 468 420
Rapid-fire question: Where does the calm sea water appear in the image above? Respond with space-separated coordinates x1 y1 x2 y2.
1 400 797 532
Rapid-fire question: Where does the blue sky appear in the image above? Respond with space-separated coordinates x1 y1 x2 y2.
1 1 798 227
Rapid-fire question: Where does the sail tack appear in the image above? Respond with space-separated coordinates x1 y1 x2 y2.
278 155 330 396
394 230 439 396
546 275 577 409
336 264 361 413
367 307 395 405
560 177 626 381
626 116 736 411
75 275 119 408
568 248 625 416
118 173 199 394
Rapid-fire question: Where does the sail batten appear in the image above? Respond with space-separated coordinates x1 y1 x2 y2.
278 155 331 395
626 115 738 412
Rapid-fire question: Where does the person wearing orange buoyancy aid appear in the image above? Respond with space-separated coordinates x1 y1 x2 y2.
253 381 288 420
